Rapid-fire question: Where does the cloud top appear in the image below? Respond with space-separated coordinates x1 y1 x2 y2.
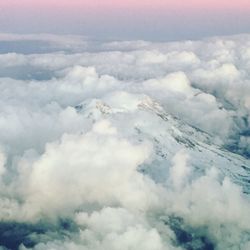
0 33 249 250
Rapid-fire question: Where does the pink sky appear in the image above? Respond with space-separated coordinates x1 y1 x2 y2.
1 0 250 10
1 0 250 40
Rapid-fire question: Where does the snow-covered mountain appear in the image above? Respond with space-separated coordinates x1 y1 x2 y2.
76 93 250 194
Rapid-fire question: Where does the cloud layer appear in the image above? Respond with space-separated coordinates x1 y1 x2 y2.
0 33 249 250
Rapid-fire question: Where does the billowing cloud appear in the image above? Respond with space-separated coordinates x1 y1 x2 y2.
0 33 249 250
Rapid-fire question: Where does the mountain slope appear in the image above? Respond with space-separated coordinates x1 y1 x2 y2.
75 92 250 194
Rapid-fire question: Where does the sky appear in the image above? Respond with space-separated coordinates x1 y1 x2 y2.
0 0 250 40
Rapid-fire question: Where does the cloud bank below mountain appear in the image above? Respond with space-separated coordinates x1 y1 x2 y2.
0 34 249 250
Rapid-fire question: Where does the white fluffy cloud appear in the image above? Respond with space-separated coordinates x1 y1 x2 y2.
17 120 158 221
0 33 249 250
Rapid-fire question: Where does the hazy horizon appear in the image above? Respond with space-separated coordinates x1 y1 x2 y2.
1 0 250 40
